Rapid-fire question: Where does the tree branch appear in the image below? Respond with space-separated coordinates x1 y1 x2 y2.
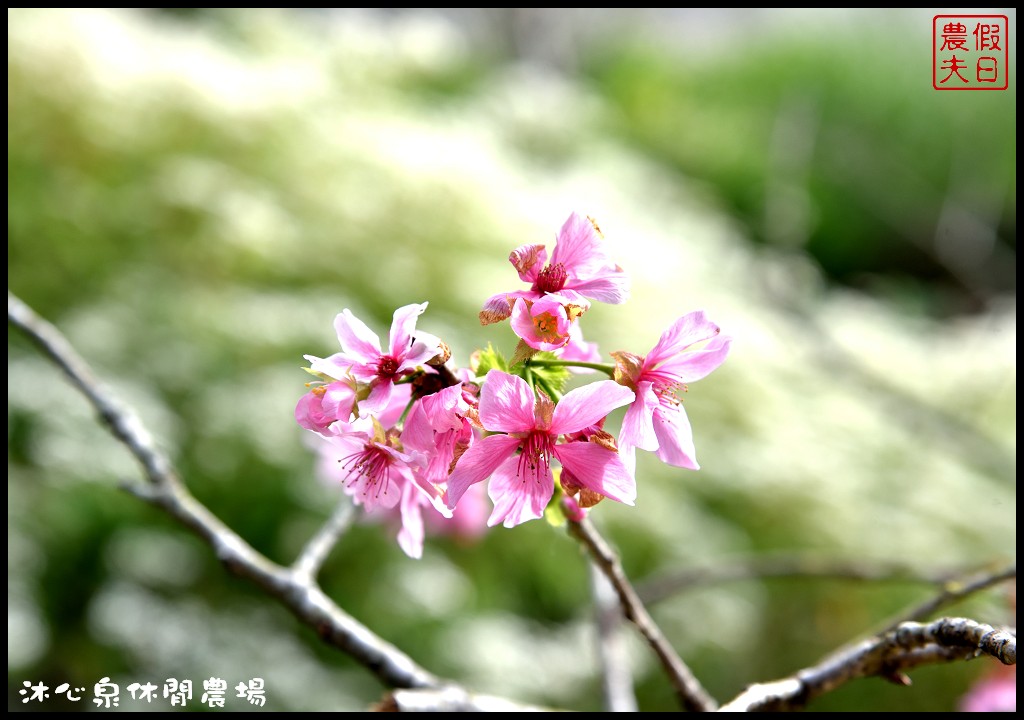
9 290 440 692
292 498 356 583
568 517 718 712
590 561 639 712
715 563 1016 711
718 617 1016 711
882 564 1016 631
374 686 563 712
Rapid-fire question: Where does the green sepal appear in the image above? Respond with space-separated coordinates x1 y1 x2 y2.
302 366 338 384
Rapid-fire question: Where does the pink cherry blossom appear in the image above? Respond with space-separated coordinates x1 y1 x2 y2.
614 310 731 470
446 370 636 528
294 380 357 435
318 417 430 512
401 384 476 487
479 212 629 325
307 303 442 416
400 390 490 544
510 296 573 352
314 415 450 559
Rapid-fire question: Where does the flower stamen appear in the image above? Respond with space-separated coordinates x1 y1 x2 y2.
377 355 400 379
339 444 393 499
534 262 568 294
516 432 552 485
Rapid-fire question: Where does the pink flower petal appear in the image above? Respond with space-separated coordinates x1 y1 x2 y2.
959 669 1016 712
509 243 547 283
570 271 630 305
554 441 636 505
651 333 732 384
446 433 523 509
652 403 699 470
399 401 434 454
550 212 614 280
478 370 538 434
321 381 357 423
618 381 660 452
307 353 361 382
388 302 428 355
295 391 333 435
545 289 591 311
422 428 460 485
486 455 553 527
360 378 395 417
420 384 468 433
551 380 635 435
645 310 721 369
619 445 637 478
376 382 412 429
396 482 426 559
344 467 402 511
333 309 383 362
400 330 443 370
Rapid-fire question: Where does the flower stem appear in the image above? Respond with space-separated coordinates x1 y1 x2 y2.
397 398 415 426
395 370 424 386
523 363 536 392
526 358 616 378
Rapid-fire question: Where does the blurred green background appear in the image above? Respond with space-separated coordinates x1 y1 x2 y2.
8 8 1016 712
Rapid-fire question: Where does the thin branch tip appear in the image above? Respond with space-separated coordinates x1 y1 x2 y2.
568 517 717 712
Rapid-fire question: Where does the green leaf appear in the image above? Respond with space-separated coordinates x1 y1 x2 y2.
470 343 509 378
528 352 571 397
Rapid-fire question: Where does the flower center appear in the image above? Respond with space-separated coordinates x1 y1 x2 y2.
533 311 561 342
377 355 400 379
534 262 568 294
340 444 393 499
516 431 553 483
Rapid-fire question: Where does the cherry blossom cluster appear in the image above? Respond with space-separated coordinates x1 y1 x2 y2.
296 212 731 557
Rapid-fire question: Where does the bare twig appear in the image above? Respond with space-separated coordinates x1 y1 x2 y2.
375 686 563 712
718 617 1016 712
568 517 717 712
8 291 175 488
637 555 970 605
884 564 1016 631
590 562 638 712
292 498 356 583
9 290 440 691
